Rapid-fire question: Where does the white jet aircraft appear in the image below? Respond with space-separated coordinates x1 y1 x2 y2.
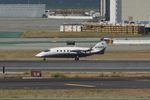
36 41 107 61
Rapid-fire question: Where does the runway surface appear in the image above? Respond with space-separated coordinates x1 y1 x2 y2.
1 77 150 89
0 60 150 72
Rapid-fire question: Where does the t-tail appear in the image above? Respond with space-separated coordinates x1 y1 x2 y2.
91 41 107 54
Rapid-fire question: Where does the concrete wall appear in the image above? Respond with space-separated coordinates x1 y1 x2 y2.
0 4 45 18
122 0 150 21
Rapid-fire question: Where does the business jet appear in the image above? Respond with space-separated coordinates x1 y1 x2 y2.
36 41 107 61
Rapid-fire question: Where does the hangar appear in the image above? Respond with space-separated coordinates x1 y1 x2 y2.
0 4 45 18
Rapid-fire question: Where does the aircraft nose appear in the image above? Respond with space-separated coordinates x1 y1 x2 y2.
35 52 43 57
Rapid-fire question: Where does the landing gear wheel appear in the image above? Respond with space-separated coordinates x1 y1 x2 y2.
43 58 46 61
75 56 79 61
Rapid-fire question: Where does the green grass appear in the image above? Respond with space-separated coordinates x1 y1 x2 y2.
0 32 22 38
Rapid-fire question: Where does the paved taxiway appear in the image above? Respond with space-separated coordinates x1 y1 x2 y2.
0 38 150 51
0 60 150 72
0 78 150 89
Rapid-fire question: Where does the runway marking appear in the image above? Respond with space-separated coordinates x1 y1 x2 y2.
65 83 96 88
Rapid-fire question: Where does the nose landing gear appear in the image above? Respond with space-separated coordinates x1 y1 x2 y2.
75 56 79 61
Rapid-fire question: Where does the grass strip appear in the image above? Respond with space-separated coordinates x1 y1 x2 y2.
0 89 150 98
1 72 150 79
0 32 22 38
21 31 142 38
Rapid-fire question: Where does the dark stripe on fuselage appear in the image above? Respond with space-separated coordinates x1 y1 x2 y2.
42 53 91 58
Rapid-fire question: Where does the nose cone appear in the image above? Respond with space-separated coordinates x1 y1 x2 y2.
35 52 43 57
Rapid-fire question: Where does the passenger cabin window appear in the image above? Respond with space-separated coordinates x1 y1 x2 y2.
57 50 59 52
44 49 50 52
67 50 69 52
64 50 65 52
60 50 62 52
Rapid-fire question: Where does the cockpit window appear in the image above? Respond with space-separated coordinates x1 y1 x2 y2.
44 49 50 52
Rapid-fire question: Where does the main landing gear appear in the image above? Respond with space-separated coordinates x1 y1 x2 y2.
43 58 46 61
75 56 79 61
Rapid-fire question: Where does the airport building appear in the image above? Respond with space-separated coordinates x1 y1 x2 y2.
100 0 122 23
109 0 122 23
101 0 150 23
0 4 45 18
122 0 150 22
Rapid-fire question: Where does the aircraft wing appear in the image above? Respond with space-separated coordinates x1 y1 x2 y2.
70 50 84 54
70 48 92 54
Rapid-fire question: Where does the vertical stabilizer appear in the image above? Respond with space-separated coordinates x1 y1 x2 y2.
92 41 107 54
